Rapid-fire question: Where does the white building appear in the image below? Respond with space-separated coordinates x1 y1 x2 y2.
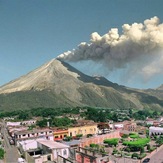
25 140 70 163
21 120 36 126
14 128 53 143
149 126 163 136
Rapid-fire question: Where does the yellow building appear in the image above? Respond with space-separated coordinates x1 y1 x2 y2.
68 124 98 137
53 129 69 140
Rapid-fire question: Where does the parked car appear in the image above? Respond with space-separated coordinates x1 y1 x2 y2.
18 158 25 163
143 158 150 163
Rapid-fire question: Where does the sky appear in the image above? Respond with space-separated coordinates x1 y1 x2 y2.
0 0 163 89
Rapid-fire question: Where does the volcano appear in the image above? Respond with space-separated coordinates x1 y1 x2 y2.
0 59 163 111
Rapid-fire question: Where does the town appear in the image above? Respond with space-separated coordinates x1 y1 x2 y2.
0 107 163 163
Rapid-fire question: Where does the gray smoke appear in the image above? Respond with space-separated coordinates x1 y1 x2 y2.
57 17 163 80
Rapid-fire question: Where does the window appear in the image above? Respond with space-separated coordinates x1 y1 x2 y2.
22 134 26 137
63 149 67 155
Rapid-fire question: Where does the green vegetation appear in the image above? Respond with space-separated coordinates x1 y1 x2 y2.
36 117 75 128
129 133 139 139
64 136 72 141
0 148 5 159
123 138 150 151
76 134 83 138
122 134 129 138
87 134 93 138
0 106 162 123
104 138 119 146
155 135 163 146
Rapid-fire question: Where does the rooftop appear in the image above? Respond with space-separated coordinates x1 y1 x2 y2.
37 140 69 149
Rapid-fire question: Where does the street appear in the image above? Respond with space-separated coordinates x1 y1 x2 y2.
148 147 163 163
1 120 19 163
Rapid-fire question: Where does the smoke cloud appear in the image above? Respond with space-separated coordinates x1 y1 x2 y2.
57 16 163 81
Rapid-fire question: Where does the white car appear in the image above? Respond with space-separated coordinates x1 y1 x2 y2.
18 158 25 163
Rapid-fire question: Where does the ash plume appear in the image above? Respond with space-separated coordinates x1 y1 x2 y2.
57 17 163 81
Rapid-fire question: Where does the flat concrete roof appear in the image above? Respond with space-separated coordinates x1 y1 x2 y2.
37 140 69 149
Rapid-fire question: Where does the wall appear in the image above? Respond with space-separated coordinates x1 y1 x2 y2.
79 131 120 147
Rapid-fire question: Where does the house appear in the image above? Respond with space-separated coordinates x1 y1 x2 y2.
136 126 147 135
146 118 155 126
114 123 123 130
68 124 97 137
14 128 53 143
53 129 69 141
21 120 36 126
123 121 137 132
25 140 70 163
149 126 163 136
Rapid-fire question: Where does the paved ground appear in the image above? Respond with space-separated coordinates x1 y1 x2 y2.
146 147 163 163
1 120 20 163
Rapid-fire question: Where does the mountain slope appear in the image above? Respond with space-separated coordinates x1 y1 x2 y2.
0 59 163 111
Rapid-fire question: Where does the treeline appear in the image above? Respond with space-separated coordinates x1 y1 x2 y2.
0 107 81 120
0 106 163 122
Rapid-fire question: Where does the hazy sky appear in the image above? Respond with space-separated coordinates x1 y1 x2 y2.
0 0 163 89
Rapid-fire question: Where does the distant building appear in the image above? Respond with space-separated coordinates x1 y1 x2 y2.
149 126 163 136
123 121 137 132
20 120 36 126
14 128 53 143
114 123 123 130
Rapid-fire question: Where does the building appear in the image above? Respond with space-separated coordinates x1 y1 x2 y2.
53 129 69 141
136 126 147 135
25 140 70 163
146 118 155 126
68 124 97 137
76 147 110 163
114 123 123 130
21 120 36 126
123 121 137 132
149 126 163 136
14 128 53 143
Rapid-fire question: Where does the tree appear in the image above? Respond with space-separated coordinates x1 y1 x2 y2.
18 111 30 120
0 148 5 159
112 113 118 122
152 111 158 118
36 119 48 128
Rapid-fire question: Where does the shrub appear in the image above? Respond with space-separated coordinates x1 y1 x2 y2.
76 134 83 138
140 146 144 154
122 134 129 138
125 147 130 152
147 144 150 150
138 153 146 159
129 133 139 139
123 138 150 148
64 136 72 141
0 148 5 159
112 148 118 155
132 153 138 158
90 143 99 149
87 134 93 138
104 138 119 146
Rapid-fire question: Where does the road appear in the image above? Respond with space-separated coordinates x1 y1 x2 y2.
1 120 20 163
110 155 140 163
148 147 163 163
